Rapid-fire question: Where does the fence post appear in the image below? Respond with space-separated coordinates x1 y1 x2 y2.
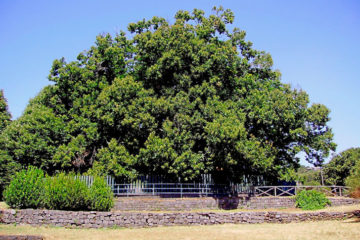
181 184 183 198
152 183 155 196
339 187 342 197
274 186 277 196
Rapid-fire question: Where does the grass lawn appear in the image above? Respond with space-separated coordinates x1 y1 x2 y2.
0 219 360 240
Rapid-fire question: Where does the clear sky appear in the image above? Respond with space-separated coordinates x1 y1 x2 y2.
0 0 359 165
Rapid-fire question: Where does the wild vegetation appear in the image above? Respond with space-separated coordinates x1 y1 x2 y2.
0 7 336 193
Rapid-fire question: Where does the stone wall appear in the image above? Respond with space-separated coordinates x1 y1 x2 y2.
114 196 359 211
1 209 359 228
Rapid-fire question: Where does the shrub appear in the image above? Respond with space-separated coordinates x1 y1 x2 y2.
3 170 114 211
295 189 331 210
3 166 45 209
88 176 114 211
43 173 89 211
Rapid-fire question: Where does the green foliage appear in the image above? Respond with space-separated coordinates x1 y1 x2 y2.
296 166 321 186
323 148 360 185
0 7 336 183
0 150 20 199
0 90 14 197
4 170 115 211
0 95 68 173
345 160 360 198
90 138 137 181
43 173 89 211
88 176 114 211
3 166 44 209
295 190 331 210
0 90 11 133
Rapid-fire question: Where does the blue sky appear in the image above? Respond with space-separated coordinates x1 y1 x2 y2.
0 0 359 165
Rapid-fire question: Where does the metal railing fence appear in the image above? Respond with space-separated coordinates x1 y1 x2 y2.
75 176 350 197
111 184 349 197
111 183 251 197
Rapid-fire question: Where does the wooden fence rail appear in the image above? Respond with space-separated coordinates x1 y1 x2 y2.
253 186 349 197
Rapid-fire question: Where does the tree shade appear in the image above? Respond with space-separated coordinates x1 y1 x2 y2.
0 7 336 185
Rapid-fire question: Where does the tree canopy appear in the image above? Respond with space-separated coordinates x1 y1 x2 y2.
0 89 16 195
0 7 336 185
323 147 360 185
0 90 11 133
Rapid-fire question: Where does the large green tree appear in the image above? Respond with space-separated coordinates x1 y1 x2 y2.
0 89 17 195
323 148 360 185
0 7 336 184
0 90 11 133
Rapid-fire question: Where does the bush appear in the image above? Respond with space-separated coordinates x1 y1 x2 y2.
3 170 114 211
295 189 331 210
43 173 89 211
3 166 45 209
88 176 114 211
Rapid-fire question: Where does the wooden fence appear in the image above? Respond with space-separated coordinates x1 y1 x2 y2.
253 186 349 197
